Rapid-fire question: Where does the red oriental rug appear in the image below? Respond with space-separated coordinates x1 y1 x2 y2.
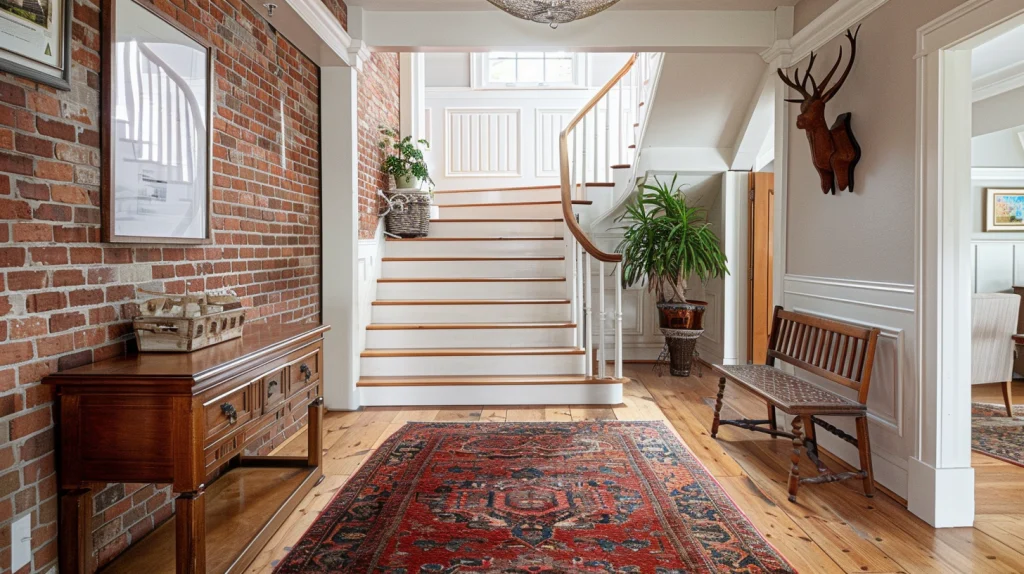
275 421 795 573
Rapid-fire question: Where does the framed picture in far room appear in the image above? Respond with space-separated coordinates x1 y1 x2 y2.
0 0 72 89
985 188 1024 232
101 0 213 244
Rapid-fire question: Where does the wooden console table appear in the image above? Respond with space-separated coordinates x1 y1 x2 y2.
45 323 329 574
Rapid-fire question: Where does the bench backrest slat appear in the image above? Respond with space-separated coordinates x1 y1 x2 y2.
766 306 881 404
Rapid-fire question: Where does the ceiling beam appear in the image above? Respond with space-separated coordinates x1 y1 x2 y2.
353 9 776 52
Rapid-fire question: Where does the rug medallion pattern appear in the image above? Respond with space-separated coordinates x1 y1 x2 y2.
275 421 795 573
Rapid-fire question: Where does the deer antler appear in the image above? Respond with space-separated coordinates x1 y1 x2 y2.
822 25 860 102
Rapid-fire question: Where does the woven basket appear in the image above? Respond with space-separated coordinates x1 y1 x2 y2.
383 191 431 238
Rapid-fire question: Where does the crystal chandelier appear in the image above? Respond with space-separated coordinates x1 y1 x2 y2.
485 0 621 28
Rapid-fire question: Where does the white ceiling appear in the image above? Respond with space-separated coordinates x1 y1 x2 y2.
972 24 1024 79
348 0 798 10
642 52 767 149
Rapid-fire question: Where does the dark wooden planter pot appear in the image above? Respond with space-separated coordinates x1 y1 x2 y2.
658 301 707 376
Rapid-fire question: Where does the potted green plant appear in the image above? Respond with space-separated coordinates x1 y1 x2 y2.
616 175 729 376
378 126 433 190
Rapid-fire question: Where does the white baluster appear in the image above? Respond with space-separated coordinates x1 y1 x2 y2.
598 260 606 380
577 241 585 349
581 114 587 200
584 255 593 378
592 109 598 183
605 93 611 181
615 263 623 380
616 78 624 166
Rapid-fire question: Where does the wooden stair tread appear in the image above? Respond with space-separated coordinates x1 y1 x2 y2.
377 277 566 283
361 347 585 358
586 182 614 187
432 185 559 194
357 375 619 387
611 164 631 169
386 236 563 242
367 322 576 330
372 299 570 306
381 256 564 261
440 200 593 206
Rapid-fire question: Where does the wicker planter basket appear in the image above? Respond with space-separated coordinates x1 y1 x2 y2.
383 190 431 238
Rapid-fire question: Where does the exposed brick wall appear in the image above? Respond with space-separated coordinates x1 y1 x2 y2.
357 53 401 239
0 0 338 569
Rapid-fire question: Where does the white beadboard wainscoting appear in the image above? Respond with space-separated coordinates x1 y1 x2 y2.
782 274 916 500
425 89 601 190
971 169 1024 294
357 222 386 353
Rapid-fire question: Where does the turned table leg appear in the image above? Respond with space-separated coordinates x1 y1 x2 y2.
176 489 206 574
711 378 727 438
59 488 93 574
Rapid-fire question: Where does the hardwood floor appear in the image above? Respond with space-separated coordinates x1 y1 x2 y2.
245 365 1024 574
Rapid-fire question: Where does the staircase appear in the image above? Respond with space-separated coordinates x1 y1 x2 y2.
356 186 621 406
356 53 663 407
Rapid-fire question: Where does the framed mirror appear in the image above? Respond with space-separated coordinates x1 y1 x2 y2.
101 0 212 243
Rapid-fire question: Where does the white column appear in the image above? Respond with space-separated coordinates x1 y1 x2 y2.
321 65 361 411
399 53 426 141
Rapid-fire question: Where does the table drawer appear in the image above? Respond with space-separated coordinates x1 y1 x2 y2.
287 348 320 395
203 383 254 446
262 367 287 414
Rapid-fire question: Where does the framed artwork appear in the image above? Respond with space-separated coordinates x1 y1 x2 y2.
985 188 1024 232
101 0 212 244
0 0 72 89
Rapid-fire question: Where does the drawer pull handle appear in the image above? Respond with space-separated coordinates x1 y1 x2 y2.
267 380 279 397
300 363 312 382
220 403 238 425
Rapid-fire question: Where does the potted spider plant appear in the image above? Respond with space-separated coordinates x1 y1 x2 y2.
616 175 729 376
378 126 433 190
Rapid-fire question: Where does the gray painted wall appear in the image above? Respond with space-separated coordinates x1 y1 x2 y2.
785 0 968 284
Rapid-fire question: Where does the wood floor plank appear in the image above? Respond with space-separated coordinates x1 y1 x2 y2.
480 408 508 422
505 407 546 421
569 406 616 421
544 405 573 421
433 406 483 421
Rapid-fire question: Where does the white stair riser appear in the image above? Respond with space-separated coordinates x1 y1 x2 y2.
438 203 562 218
432 189 560 205
377 281 567 300
372 303 571 324
365 327 575 349
385 239 563 258
360 353 584 377
428 221 564 238
359 383 622 406
381 259 564 278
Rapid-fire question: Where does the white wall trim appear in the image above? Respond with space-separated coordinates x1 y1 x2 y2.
972 167 1024 180
786 0 890 64
761 0 888 64
973 60 1024 102
784 274 916 295
913 0 1024 528
443 107 523 178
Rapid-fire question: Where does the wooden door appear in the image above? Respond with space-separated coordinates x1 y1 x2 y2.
747 172 774 364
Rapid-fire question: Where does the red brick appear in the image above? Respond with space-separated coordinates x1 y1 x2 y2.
29 247 68 265
15 179 48 200
53 225 88 243
12 222 52 242
36 334 73 357
49 311 86 333
88 267 116 284
0 81 26 107
6 270 47 291
69 289 103 307
57 349 91 371
104 248 131 264
0 341 33 366
9 317 47 340
34 160 73 181
70 247 102 264
88 306 117 325
50 184 90 204
0 197 31 219
36 118 76 142
18 360 55 385
105 285 134 302
34 203 72 221
27 92 59 117
53 269 85 287
15 133 54 158
0 247 26 267
26 292 65 313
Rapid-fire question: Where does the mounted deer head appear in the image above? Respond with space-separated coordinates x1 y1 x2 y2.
779 26 862 195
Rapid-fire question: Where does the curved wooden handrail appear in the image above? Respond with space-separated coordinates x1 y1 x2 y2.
557 54 637 263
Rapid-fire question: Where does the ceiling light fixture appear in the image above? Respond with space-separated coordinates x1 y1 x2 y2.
484 0 620 29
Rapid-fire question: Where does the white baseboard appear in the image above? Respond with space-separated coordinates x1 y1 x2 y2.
907 457 975 527
359 383 624 406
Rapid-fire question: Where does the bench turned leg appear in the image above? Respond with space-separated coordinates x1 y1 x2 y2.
767 405 778 437
711 377 727 438
856 415 876 498
788 416 803 503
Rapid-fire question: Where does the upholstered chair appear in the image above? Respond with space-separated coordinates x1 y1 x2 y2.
972 293 1022 417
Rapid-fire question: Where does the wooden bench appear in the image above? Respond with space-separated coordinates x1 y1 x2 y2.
710 306 880 502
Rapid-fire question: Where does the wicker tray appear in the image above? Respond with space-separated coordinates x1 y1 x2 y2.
383 190 431 238
133 308 246 352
